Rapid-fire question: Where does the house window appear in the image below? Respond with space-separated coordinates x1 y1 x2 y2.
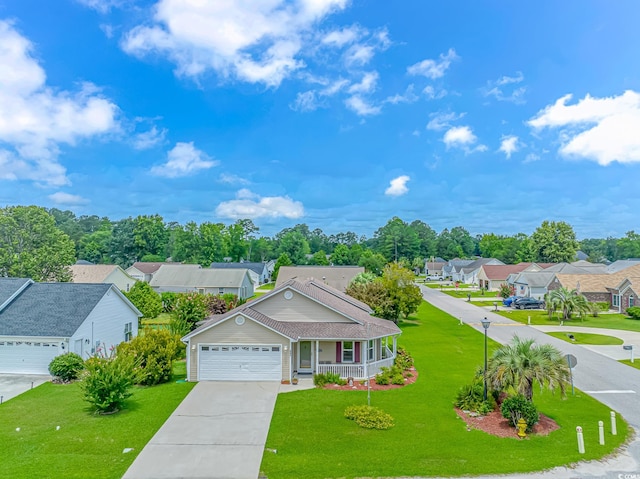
218 288 224 294
124 322 133 342
613 294 620 307
630 296 635 308
367 340 375 361
342 341 354 363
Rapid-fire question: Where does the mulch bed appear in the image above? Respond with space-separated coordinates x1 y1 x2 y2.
455 408 559 438
323 368 418 391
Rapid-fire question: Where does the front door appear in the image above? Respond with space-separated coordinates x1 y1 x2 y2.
298 341 313 373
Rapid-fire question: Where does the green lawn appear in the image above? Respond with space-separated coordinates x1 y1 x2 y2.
0 362 195 479
546 332 624 345
620 359 640 370
256 282 275 290
495 309 640 332
261 302 629 479
443 289 502 299
141 312 172 330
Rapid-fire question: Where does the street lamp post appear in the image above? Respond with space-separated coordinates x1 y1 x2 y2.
480 318 491 402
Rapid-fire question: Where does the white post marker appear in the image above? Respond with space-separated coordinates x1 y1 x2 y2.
598 421 604 445
611 411 617 436
576 426 585 454
527 315 531 325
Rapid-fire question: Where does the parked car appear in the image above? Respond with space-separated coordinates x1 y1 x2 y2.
502 296 524 307
425 275 444 281
513 297 545 309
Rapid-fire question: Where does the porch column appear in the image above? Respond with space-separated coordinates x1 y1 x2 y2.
393 336 397 356
315 340 319 374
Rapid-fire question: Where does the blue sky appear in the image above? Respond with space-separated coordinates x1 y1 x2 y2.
1 0 639 238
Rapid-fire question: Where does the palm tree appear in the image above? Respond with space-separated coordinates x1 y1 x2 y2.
548 287 590 321
486 335 570 401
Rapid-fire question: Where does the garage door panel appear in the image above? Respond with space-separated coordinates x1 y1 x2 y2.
198 344 281 381
0 341 61 374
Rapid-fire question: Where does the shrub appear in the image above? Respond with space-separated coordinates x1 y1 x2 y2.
626 306 640 320
124 282 162 319
168 317 192 337
375 365 405 386
394 347 414 371
48 353 85 381
454 381 496 415
500 395 539 432
173 292 210 331
313 372 346 387
161 292 179 313
81 353 139 414
118 329 183 385
499 283 515 299
344 405 394 430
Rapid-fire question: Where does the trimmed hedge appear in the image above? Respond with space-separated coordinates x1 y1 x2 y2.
344 405 394 430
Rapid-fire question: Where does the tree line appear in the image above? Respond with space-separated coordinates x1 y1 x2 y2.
2 205 639 282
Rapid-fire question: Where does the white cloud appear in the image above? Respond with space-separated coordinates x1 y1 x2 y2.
219 173 250 185
422 85 447 100
407 48 458 79
348 71 378 94
482 72 526 103
344 44 375 66
320 78 349 96
345 95 381 116
499 135 519 158
443 126 487 153
528 90 640 165
427 111 465 131
48 192 89 205
76 0 127 13
385 175 410 196
151 142 218 177
133 126 167 150
216 189 304 219
524 153 540 163
0 21 118 186
290 90 319 112
322 25 362 47
385 85 418 105
122 0 348 87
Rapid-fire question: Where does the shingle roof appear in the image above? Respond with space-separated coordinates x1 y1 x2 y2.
461 258 504 274
70 264 120 283
275 266 364 292
150 265 250 288
481 264 532 280
210 262 267 275
0 282 113 337
129 262 192 275
606 260 640 274
185 279 400 341
556 264 640 293
0 278 32 310
513 272 557 288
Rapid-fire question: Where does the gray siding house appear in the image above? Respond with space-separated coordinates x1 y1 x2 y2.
150 265 255 299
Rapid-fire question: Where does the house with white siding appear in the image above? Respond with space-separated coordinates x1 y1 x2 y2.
210 262 271 285
150 265 255 299
0 278 141 374
70 264 137 292
182 279 401 382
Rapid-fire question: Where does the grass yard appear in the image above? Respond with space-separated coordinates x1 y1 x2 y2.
546 332 624 345
443 289 502 299
0 361 195 479
620 360 640 370
495 309 640 332
256 282 275 291
260 302 629 479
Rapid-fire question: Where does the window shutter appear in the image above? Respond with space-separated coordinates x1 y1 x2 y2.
355 342 361 363
336 342 342 363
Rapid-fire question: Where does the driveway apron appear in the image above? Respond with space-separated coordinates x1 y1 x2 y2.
123 381 279 479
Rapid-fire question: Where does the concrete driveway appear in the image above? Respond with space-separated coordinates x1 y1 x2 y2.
123 381 280 479
0 374 50 404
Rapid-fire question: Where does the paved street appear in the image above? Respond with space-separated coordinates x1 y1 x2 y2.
420 285 640 479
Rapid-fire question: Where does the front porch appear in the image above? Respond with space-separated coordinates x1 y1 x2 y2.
291 337 398 380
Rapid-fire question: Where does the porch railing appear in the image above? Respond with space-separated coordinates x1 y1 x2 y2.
316 357 395 379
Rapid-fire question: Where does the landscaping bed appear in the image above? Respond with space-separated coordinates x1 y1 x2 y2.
324 368 418 391
456 408 559 438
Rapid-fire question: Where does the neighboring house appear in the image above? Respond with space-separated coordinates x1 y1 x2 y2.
607 277 640 313
0 278 141 374
443 259 474 282
605 259 640 274
459 258 504 285
275 266 365 292
543 262 607 275
424 258 446 278
512 272 558 299
126 262 198 282
210 262 270 285
575 250 589 261
182 279 401 382
150 265 255 299
70 264 137 292
477 263 539 291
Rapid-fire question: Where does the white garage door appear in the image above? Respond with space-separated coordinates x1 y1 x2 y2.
0 340 61 374
198 344 282 381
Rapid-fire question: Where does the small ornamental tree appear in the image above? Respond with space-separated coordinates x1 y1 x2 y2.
173 292 210 331
81 352 139 414
124 281 162 319
118 329 184 385
499 283 514 299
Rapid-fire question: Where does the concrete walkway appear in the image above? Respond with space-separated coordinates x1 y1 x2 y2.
0 374 50 403
123 381 280 479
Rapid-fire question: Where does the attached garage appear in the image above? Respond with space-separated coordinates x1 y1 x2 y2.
198 344 282 381
0 340 63 374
